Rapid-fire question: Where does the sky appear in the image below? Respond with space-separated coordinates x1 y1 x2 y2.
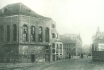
0 0 104 45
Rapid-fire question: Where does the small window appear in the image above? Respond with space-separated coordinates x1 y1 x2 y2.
52 33 55 38
46 50 49 53
56 34 58 39
46 46 49 49
52 24 55 28
52 49 55 53
52 43 55 48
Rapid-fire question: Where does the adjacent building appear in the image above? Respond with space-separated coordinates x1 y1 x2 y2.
0 2 63 63
60 34 82 59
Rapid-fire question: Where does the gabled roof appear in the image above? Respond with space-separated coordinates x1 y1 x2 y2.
0 2 51 19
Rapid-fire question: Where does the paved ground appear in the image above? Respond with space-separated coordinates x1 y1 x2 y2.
1 56 104 70
27 56 104 70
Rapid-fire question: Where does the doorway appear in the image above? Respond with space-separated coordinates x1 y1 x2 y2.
45 55 49 61
52 55 55 61
31 55 35 63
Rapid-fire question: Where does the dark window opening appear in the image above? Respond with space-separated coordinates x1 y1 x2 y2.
45 28 49 42
52 49 55 53
38 26 42 42
31 26 35 42
52 43 55 48
46 46 49 49
13 24 17 41
60 44 62 49
0 26 3 42
23 25 28 42
7 25 10 41
52 24 55 28
52 33 55 38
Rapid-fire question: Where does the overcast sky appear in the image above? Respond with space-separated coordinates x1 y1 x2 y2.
0 0 104 45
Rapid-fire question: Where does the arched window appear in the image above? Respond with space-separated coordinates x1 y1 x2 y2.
13 24 17 41
23 25 28 42
38 26 42 42
52 33 55 38
7 25 10 41
45 28 49 42
0 26 3 42
31 26 35 42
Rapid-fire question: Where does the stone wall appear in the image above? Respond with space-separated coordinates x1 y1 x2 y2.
18 15 52 44
19 45 45 63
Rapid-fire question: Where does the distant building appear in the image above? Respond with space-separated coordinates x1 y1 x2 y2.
0 2 63 63
92 27 104 61
92 27 104 44
60 34 82 58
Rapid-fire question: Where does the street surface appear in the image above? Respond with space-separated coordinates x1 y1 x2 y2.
1 56 104 70
27 56 104 70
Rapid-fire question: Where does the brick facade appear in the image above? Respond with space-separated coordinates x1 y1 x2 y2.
0 3 63 63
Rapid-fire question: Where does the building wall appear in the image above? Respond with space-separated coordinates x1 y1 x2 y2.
0 2 64 63
60 34 82 58
0 15 63 63
18 15 51 44
18 44 45 63
51 42 63 61
0 15 19 44
63 43 76 59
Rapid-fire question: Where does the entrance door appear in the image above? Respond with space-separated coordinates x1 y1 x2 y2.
31 55 35 63
45 55 49 61
52 55 55 61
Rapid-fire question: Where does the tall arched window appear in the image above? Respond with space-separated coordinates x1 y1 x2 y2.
13 24 17 41
31 26 35 42
0 26 3 42
45 28 49 42
38 26 42 42
7 25 10 41
23 25 28 42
